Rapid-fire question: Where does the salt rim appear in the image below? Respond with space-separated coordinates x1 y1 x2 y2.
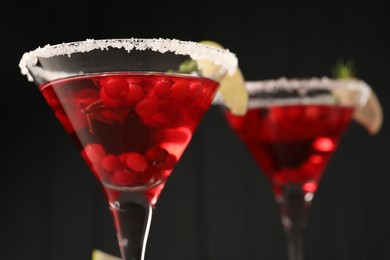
244 77 372 107
19 38 238 82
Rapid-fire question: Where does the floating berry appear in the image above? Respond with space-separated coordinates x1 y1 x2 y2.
99 87 124 108
312 137 335 152
154 79 172 99
267 107 284 123
119 152 130 164
126 83 144 102
301 160 324 179
126 76 142 85
305 106 321 120
171 81 189 102
286 106 303 120
145 147 169 166
83 143 106 163
111 169 137 186
125 153 148 172
302 181 318 193
135 98 160 117
141 165 161 184
101 154 122 172
101 77 129 99
188 82 203 100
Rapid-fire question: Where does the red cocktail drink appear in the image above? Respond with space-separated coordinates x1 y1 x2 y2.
41 73 218 203
19 38 238 260
225 104 353 198
218 78 374 260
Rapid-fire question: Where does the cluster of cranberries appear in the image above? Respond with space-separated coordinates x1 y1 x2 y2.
82 75 202 187
42 74 215 189
263 105 353 140
82 142 177 187
95 74 207 128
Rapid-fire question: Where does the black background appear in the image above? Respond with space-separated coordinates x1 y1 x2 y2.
1 0 389 259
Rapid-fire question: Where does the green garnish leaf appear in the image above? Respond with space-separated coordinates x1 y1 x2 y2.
331 59 356 79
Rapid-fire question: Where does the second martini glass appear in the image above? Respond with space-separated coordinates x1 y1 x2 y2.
219 77 378 260
19 38 238 260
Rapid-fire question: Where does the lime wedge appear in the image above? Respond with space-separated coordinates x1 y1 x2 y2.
331 60 383 135
353 87 383 135
92 249 121 260
333 78 383 135
198 40 248 115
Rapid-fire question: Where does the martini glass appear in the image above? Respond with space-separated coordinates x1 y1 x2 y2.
218 77 373 260
19 38 238 260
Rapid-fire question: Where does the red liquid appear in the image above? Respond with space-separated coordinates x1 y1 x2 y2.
40 72 219 204
224 105 353 196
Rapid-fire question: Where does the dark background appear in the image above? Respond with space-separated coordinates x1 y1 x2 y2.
2 0 389 259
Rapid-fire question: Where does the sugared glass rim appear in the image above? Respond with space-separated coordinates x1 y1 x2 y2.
19 38 238 82
213 77 372 108
246 77 371 106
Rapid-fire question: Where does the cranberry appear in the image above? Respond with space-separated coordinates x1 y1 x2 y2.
101 77 129 99
301 160 324 179
305 106 321 120
302 182 318 193
188 82 203 100
111 169 137 186
99 87 124 108
171 81 189 102
126 76 142 85
312 137 335 152
125 153 148 172
83 143 106 163
101 154 122 172
141 165 161 184
126 83 144 102
145 147 169 165
267 107 284 124
135 98 160 117
286 106 303 121
154 79 172 99
119 153 130 164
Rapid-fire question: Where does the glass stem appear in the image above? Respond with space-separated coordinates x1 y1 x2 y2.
278 186 311 260
108 190 153 260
